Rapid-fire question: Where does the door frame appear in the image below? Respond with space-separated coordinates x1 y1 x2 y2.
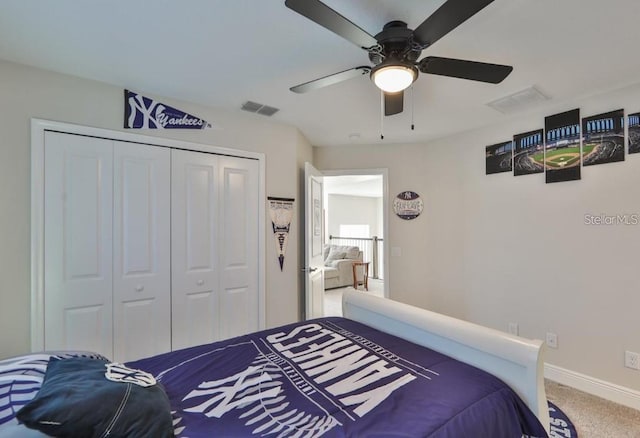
30 118 266 351
319 167 389 298
304 162 325 319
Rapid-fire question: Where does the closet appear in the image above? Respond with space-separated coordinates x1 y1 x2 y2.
40 130 260 362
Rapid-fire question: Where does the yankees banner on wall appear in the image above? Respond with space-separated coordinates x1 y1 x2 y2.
124 89 211 129
268 197 294 271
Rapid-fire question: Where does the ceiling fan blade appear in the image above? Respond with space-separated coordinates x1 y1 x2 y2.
413 0 495 47
290 66 370 93
419 56 512 83
285 0 378 49
384 91 404 116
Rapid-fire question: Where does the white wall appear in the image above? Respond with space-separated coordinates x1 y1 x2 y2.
0 59 311 359
315 81 640 392
327 194 382 239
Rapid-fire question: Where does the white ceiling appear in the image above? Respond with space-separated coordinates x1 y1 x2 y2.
1 0 639 147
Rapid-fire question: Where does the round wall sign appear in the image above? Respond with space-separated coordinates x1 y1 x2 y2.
393 191 423 220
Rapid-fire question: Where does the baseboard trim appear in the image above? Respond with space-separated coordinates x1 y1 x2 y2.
545 363 640 411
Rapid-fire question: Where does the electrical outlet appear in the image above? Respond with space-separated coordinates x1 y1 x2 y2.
546 332 558 349
625 351 640 370
508 322 519 336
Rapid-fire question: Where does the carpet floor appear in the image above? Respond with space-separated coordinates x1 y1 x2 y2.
546 380 640 437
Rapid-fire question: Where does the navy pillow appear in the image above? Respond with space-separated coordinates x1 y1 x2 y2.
16 357 174 438
0 351 109 428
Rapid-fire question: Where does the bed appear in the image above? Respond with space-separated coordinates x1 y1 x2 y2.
1 291 549 437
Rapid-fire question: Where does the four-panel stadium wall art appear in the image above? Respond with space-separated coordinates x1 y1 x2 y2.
486 108 640 183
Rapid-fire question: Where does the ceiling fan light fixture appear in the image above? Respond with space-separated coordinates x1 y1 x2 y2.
371 63 417 93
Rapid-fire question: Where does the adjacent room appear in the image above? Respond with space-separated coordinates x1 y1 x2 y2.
322 173 386 316
1 0 639 436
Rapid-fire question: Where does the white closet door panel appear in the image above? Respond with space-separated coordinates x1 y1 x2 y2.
119 299 160 361
219 287 250 340
63 306 107 351
218 156 260 340
113 142 171 362
185 166 215 270
181 290 218 348
171 149 219 350
44 132 113 357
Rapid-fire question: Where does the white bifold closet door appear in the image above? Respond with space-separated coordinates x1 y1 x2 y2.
112 142 171 362
43 132 260 360
171 150 259 350
218 155 260 340
44 133 114 358
44 132 171 362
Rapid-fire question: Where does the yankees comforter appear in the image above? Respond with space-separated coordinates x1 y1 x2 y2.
128 317 547 437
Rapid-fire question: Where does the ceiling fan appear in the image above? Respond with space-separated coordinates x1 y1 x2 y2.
285 0 513 116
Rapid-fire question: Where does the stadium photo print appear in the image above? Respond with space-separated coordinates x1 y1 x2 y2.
544 108 581 183
581 109 625 166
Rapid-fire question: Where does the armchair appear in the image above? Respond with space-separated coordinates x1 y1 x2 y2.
323 244 363 289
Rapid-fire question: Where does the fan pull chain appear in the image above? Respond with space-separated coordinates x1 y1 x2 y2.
380 91 384 140
411 85 415 131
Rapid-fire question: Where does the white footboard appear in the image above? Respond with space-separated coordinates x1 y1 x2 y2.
342 291 549 432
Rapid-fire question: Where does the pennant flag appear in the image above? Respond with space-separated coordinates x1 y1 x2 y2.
268 197 295 271
124 89 211 129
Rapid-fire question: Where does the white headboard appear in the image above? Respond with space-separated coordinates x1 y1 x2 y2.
342 291 549 432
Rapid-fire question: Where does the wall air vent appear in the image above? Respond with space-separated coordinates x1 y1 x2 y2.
486 86 549 114
241 101 280 117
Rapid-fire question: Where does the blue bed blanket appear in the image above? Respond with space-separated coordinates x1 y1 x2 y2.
128 317 548 437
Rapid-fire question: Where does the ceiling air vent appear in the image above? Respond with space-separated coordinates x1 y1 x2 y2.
241 101 280 117
486 86 549 114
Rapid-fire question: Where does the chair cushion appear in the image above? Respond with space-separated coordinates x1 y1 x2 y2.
325 249 346 264
343 246 360 259
324 267 339 280
323 245 331 261
324 245 360 261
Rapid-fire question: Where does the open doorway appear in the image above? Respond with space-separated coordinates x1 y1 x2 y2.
321 169 388 316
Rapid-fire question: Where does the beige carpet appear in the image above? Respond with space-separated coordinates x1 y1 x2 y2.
546 380 640 437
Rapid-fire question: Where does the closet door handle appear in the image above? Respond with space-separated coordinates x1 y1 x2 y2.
135 285 144 292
